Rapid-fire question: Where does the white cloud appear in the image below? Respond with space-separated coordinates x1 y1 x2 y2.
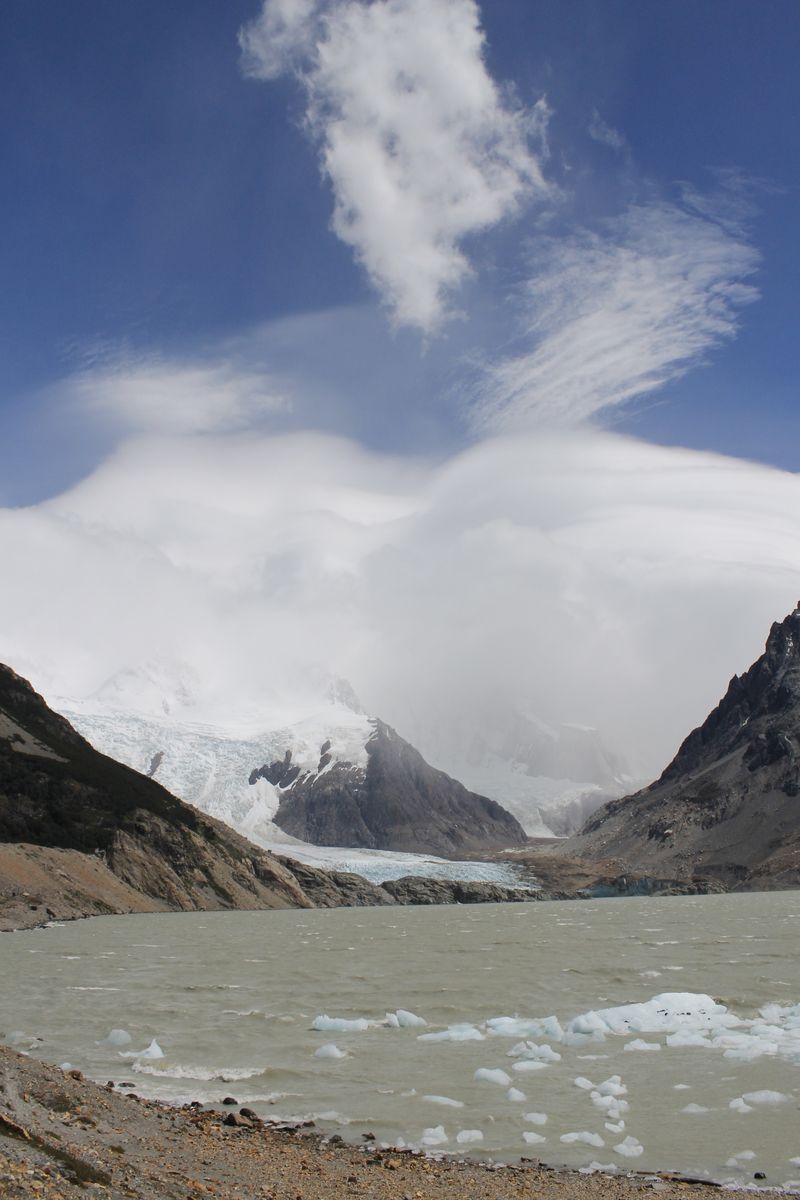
1 427 799 784
588 110 626 153
472 199 760 432
240 0 548 329
63 356 288 435
239 0 323 80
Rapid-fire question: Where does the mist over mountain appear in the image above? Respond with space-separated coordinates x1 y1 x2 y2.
4 431 800 840
568 604 800 889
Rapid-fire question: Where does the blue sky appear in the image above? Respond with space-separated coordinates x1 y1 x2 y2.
2 0 798 504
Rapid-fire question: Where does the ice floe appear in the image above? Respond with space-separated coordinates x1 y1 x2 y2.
418 1024 484 1043
420 1125 448 1146
474 1067 511 1086
456 1129 484 1144
97 1029 132 1047
385 1009 427 1028
314 1043 347 1059
561 1131 605 1147
312 1015 371 1033
614 1136 644 1158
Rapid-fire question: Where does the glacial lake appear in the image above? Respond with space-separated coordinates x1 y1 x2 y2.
1 893 799 1189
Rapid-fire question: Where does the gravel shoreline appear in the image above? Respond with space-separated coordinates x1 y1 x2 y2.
1 1047 792 1200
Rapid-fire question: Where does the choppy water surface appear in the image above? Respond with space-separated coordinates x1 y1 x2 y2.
1 893 799 1188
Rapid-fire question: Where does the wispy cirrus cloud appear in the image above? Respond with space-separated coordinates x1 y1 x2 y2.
471 195 760 433
240 0 549 330
61 354 288 436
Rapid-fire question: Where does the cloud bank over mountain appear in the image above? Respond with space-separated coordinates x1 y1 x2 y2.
2 427 798 782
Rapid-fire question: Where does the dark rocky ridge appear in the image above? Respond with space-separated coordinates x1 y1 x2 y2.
0 664 533 929
567 605 800 889
253 718 527 855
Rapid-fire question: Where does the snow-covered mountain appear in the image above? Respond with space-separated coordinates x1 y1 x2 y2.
54 662 630 854
58 672 375 851
54 661 524 862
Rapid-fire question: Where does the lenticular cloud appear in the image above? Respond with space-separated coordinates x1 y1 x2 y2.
1 428 799 782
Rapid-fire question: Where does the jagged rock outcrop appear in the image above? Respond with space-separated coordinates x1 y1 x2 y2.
254 719 526 855
567 605 800 888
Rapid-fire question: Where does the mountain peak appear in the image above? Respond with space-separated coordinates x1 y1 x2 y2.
657 604 800 786
567 604 800 889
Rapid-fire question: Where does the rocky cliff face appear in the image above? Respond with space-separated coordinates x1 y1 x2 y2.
567 606 800 888
253 719 527 855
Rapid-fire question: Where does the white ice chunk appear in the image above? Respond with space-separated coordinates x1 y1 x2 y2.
623 1039 660 1052
524 1112 548 1125
563 1030 606 1048
474 1067 511 1087
314 1043 347 1060
312 1015 370 1033
506 1087 526 1102
561 1131 605 1147
456 1129 483 1144
422 1095 463 1108
419 1024 484 1043
666 1031 712 1048
509 1041 561 1063
614 1136 644 1158
681 1103 709 1114
567 992 734 1039
420 1125 448 1146
523 1131 546 1145
98 1029 132 1047
591 1095 629 1119
119 1038 164 1060
741 1090 790 1105
595 1076 627 1098
605 1122 625 1134
486 1015 564 1041
726 1150 756 1165
729 1098 754 1114
574 1076 595 1090
512 1060 548 1074
395 1009 426 1028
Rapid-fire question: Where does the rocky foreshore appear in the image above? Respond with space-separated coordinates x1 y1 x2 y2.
0 1046 775 1200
